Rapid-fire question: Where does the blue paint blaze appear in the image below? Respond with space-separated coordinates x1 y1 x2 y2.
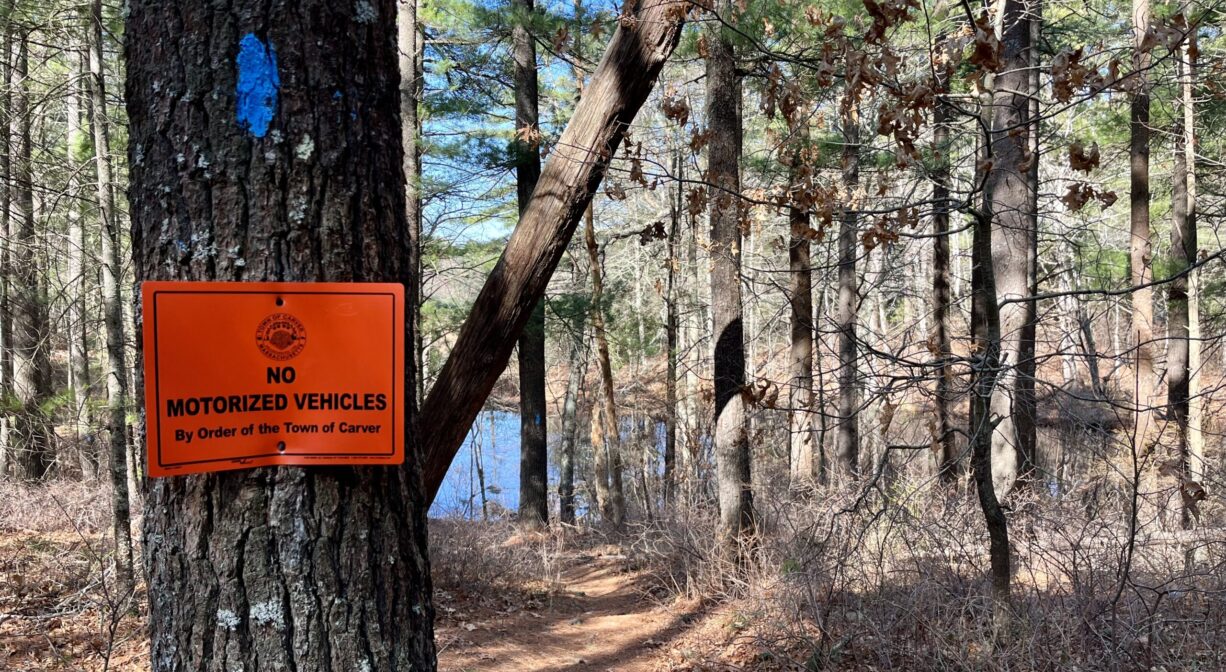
235 34 279 138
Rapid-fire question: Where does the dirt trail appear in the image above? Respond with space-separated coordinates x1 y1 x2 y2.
436 554 703 672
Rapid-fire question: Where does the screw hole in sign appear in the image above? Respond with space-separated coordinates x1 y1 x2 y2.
275 297 285 306
277 441 287 452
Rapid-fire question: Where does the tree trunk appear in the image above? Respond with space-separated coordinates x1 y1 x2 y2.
970 202 1013 625
558 315 587 524
88 0 134 593
66 47 95 478
419 0 690 501
932 38 956 484
585 212 625 528
1183 35 1203 493
126 2 436 668
986 0 1034 497
707 2 753 549
665 149 680 501
398 0 423 404
1130 0 1155 454
788 123 815 485
513 0 548 528
1169 36 1196 526
9 31 51 481
834 102 860 481
0 15 10 476
1015 0 1041 485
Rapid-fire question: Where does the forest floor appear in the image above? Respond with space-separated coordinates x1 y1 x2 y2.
435 548 730 672
0 487 755 672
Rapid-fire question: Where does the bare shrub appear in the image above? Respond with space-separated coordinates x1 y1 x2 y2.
626 477 1226 671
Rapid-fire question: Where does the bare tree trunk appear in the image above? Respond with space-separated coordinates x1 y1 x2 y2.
513 0 548 528
0 14 10 476
589 388 611 520
788 122 816 484
665 149 680 502
986 0 1034 497
87 0 133 594
1130 0 1155 455
558 316 587 524
707 1 753 549
1169 36 1197 527
420 0 690 500
398 0 423 404
970 202 1013 625
1015 0 1041 485
127 1 436 667
932 38 956 483
66 47 95 478
834 102 860 481
585 211 624 528
1183 35 1204 492
9 30 51 482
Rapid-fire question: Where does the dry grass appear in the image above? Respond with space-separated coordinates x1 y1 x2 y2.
0 479 147 671
618 481 1226 671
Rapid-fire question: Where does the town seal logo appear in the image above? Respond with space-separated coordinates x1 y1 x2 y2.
256 313 307 361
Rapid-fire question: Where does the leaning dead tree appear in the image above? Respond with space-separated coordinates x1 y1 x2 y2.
421 0 693 501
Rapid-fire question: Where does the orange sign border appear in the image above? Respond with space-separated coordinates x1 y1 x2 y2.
141 281 405 477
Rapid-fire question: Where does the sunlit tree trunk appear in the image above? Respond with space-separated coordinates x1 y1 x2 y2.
585 211 625 528
0 14 10 476
1130 0 1155 457
931 38 957 484
834 101 860 481
558 313 587 524
9 30 52 481
127 1 435 667
970 201 1012 625
1015 0 1041 486
986 0 1035 497
788 122 816 485
512 0 548 528
707 0 753 549
1169 35 1198 527
66 47 94 478
665 149 681 501
398 0 423 403
87 0 134 591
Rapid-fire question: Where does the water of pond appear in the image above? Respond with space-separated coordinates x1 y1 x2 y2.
428 410 669 519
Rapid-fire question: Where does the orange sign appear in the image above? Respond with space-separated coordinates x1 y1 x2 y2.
142 282 404 477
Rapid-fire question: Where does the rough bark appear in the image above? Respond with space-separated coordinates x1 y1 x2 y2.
986 0 1034 497
1183 36 1203 491
9 31 52 481
931 37 956 483
1169 38 1196 526
420 0 690 501
665 149 680 501
1130 0 1155 452
0 15 10 476
970 202 1013 624
66 47 94 476
707 3 753 548
1015 0 1040 486
557 314 587 524
585 212 625 528
834 103 860 481
88 0 134 593
398 0 423 403
788 123 815 484
126 1 435 669
513 0 548 528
